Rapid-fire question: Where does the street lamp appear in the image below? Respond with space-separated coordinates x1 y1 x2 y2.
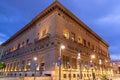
33 57 38 80
90 54 95 80
58 45 65 80
78 53 82 80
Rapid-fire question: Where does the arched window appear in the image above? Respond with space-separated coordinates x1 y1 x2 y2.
41 29 47 37
63 29 69 39
78 36 82 44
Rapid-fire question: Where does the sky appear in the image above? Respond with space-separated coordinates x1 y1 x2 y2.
0 0 120 60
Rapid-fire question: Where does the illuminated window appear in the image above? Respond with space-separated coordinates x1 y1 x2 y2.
16 62 20 71
41 29 46 37
78 36 82 44
71 32 75 41
63 74 66 78
17 43 20 49
7 64 9 71
63 29 69 39
71 58 77 69
13 62 16 71
39 62 45 75
63 55 70 69
13 46 17 51
26 59 31 71
9 63 12 71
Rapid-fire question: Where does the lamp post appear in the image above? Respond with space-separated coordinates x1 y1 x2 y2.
33 57 38 80
78 53 82 80
58 45 65 80
90 55 95 80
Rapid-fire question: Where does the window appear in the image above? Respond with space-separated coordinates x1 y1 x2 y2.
83 39 86 46
88 42 90 48
13 46 17 51
68 74 71 78
22 42 25 47
16 62 20 71
7 64 9 71
63 29 69 39
9 63 12 71
92 45 94 50
71 58 77 69
71 32 75 41
40 62 45 76
41 29 46 37
73 74 76 78
26 39 29 45
13 62 16 71
26 59 31 71
22 60 25 71
63 55 70 68
78 36 82 44
63 74 66 78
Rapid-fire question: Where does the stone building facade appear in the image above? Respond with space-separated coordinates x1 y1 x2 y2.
0 1 112 80
112 60 120 76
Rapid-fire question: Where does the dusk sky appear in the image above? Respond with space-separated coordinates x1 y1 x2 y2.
0 0 120 60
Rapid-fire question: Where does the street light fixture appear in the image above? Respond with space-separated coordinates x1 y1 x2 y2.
58 45 65 80
33 57 37 61
91 55 95 59
78 53 82 80
33 57 38 80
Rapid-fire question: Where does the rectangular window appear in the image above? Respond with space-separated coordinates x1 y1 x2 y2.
26 59 31 71
10 63 12 71
73 74 76 78
22 60 25 71
83 39 86 46
88 42 90 48
63 74 66 78
13 62 16 71
16 62 20 71
71 58 77 69
71 32 75 41
63 55 69 69
63 30 69 39
42 29 46 37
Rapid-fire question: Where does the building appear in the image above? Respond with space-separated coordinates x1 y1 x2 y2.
0 1 112 80
112 60 120 76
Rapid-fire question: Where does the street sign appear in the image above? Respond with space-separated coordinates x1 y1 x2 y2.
57 56 61 66
34 63 38 67
57 60 61 66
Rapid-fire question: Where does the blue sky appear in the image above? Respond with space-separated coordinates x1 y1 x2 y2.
0 0 120 60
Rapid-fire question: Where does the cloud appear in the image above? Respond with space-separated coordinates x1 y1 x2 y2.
0 41 3 45
98 14 120 24
111 54 120 60
0 33 7 37
97 4 120 25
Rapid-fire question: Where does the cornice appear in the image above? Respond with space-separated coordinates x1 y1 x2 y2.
2 1 109 47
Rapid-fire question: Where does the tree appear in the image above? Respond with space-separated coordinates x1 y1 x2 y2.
0 61 6 69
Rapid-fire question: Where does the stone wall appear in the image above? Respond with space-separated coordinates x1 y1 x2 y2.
0 77 52 80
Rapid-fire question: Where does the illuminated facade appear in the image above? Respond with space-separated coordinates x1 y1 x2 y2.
112 60 120 76
0 1 112 80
